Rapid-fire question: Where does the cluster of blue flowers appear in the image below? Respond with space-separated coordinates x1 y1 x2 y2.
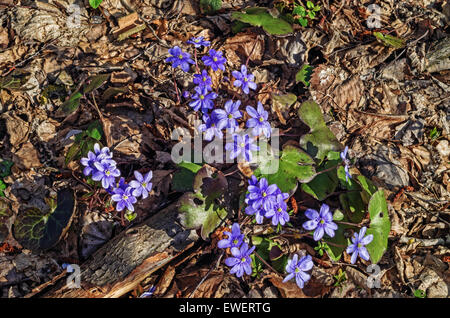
244 176 290 226
166 39 371 290
217 223 255 278
165 37 271 163
80 143 153 214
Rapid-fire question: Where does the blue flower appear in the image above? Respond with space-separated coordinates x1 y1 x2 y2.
247 177 278 211
340 146 352 182
106 176 128 195
198 113 223 141
213 100 242 132
129 170 153 199
225 133 259 162
224 242 255 278
93 143 112 160
282 254 314 289
165 46 194 72
265 194 289 226
202 49 226 71
111 186 137 212
189 85 217 112
346 226 373 264
92 161 121 189
80 151 99 177
187 36 210 48
218 223 244 249
193 69 213 90
302 203 338 241
246 102 271 138
232 65 256 94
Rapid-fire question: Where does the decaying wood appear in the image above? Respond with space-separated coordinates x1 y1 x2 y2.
41 203 193 298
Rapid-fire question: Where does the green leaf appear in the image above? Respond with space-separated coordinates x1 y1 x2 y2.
86 120 103 141
293 6 306 16
13 188 76 251
199 0 222 14
298 17 308 27
366 190 391 264
65 139 83 166
178 191 227 240
298 100 342 161
373 32 406 49
296 64 313 86
0 199 13 242
172 162 203 192
301 157 339 201
0 159 13 178
308 11 315 19
429 127 440 140
232 7 293 35
306 1 315 9
323 224 352 262
414 289 426 298
82 74 109 95
89 0 103 9
254 144 316 194
357 174 378 203
0 180 5 197
0 70 31 91
58 91 82 115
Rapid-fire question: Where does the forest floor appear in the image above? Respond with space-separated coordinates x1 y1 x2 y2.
0 0 449 298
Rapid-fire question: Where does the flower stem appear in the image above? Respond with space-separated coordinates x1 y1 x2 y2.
172 71 181 105
194 48 200 74
335 220 363 228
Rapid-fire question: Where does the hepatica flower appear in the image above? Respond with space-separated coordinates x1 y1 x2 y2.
265 194 289 226
111 186 137 212
92 161 121 189
340 146 352 182
247 177 278 211
80 151 100 177
130 170 153 199
283 254 314 289
93 143 112 160
218 223 244 249
246 102 271 138
193 70 212 90
346 226 373 264
303 203 338 241
214 100 242 132
187 36 210 48
189 85 217 112
225 133 259 162
224 242 255 278
202 49 226 71
198 113 223 141
165 46 194 72
232 65 256 94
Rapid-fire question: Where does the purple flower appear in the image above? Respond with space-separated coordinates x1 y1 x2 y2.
303 203 338 241
193 69 213 90
187 36 210 48
246 102 271 138
129 170 153 199
225 134 259 162
282 254 314 289
165 46 194 72
224 242 255 278
111 186 137 212
106 177 128 195
92 161 121 189
213 100 242 132
80 151 99 177
182 91 190 99
265 194 289 226
232 65 256 94
202 49 226 71
93 143 112 160
340 146 352 182
198 113 223 141
247 177 278 211
217 223 244 249
346 226 373 264
189 85 217 112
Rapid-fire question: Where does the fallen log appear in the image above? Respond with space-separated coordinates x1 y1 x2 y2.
42 202 194 298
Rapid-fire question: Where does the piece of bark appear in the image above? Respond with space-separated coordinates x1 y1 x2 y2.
42 203 193 298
